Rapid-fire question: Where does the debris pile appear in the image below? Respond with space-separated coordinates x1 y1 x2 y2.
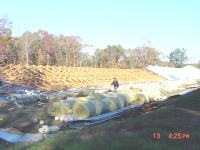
1 64 164 90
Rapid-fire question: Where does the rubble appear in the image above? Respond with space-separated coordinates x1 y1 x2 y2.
39 120 45 125
38 125 59 134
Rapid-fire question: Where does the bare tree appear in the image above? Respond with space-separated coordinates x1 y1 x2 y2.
0 17 12 65
18 31 40 65
128 46 159 68
65 36 82 67
20 32 31 65
39 30 56 65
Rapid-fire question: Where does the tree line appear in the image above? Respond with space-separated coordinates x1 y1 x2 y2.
0 17 191 68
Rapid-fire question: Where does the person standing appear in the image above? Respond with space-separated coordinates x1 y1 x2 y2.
111 78 119 93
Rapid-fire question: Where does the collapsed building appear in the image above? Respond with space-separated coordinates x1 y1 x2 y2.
0 65 199 142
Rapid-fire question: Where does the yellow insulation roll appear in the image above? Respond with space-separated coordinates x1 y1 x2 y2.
88 93 107 100
117 94 129 107
61 97 78 108
71 91 149 119
78 97 88 102
101 98 116 111
99 99 110 114
118 89 136 104
119 89 147 105
72 101 96 118
48 102 70 116
135 93 148 105
87 97 102 115
126 93 138 104
106 97 123 110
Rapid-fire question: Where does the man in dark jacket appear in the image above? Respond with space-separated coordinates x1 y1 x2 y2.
0 78 2 86
111 78 119 93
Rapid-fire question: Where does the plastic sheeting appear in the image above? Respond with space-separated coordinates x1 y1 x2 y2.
147 65 200 80
0 129 44 143
67 103 141 129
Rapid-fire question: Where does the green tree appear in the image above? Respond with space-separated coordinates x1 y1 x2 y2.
95 45 125 68
94 48 103 67
169 48 188 67
106 45 124 67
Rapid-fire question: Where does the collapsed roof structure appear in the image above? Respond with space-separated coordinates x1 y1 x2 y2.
147 65 200 80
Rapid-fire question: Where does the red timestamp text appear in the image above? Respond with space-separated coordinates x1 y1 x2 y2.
153 132 190 140
153 132 161 140
168 132 190 139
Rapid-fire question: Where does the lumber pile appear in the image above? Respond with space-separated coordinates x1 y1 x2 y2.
0 65 164 90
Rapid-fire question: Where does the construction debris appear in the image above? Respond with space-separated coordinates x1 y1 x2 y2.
38 125 59 134
0 65 199 144
0 65 164 90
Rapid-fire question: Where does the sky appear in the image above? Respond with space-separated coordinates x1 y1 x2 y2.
1 0 200 63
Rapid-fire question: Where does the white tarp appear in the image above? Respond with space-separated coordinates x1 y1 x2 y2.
147 65 200 80
0 129 44 143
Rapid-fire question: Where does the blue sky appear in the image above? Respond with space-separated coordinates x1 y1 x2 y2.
1 0 200 63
